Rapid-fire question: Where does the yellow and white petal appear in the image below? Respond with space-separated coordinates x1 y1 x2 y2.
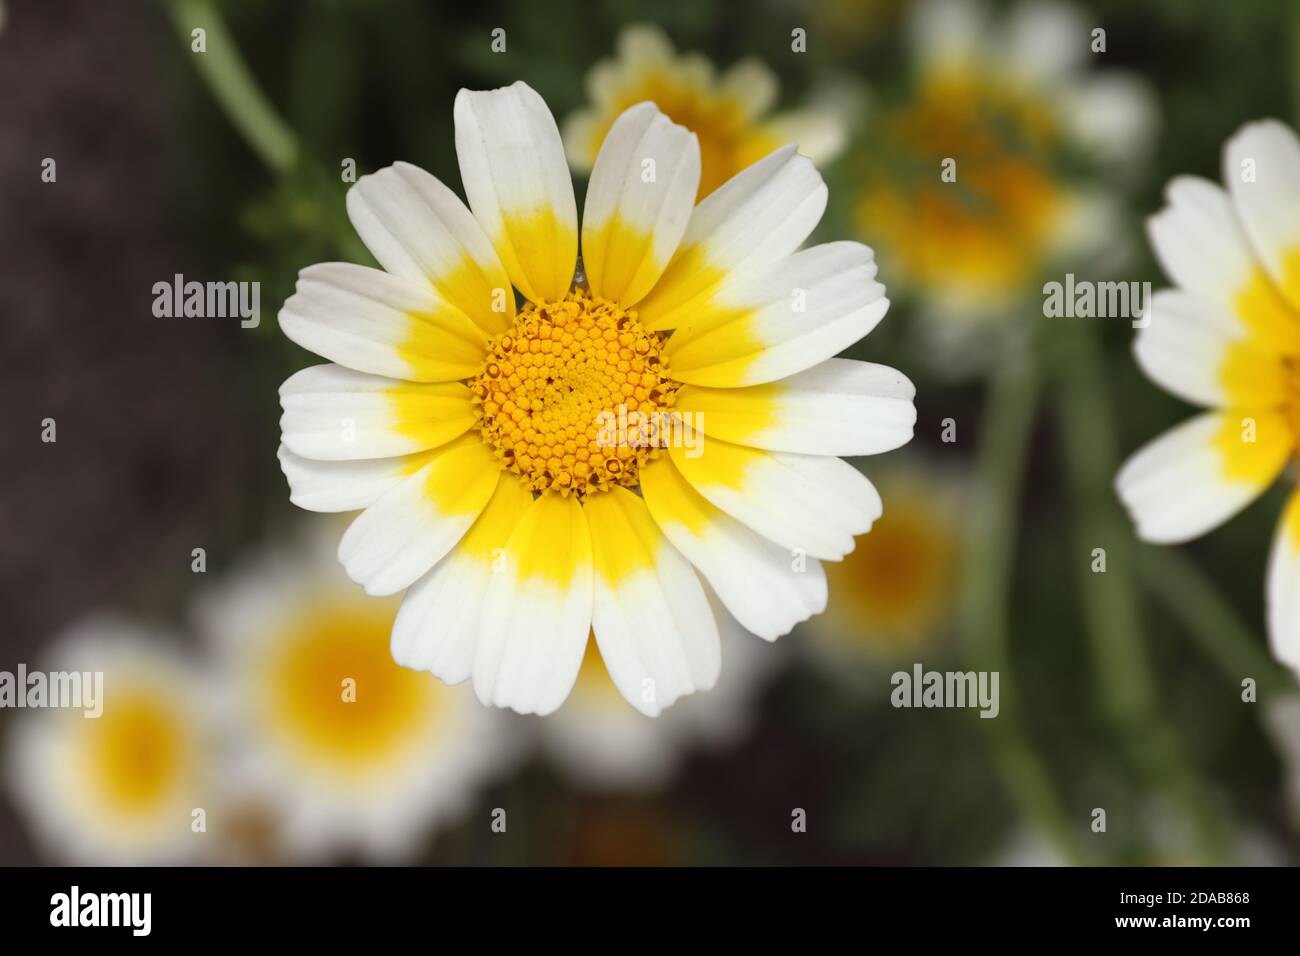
391 478 533 684
640 455 827 640
581 102 701 307
279 263 488 382
338 437 501 596
719 57 779 122
279 363 475 461
637 145 828 332
454 81 579 305
667 440 880 560
473 492 594 715
1147 176 1300 355
1224 120 1300 312
278 443 438 513
908 0 987 73
665 241 889 386
676 358 915 456
760 108 848 168
1135 290 1287 409
1116 410 1291 544
585 487 721 716
346 162 514 335
1267 488 1300 678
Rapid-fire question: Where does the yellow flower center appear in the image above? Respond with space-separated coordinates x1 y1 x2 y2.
83 690 189 815
857 68 1068 298
471 289 677 497
264 601 442 769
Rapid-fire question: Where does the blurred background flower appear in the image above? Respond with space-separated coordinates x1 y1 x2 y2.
3 0 1300 867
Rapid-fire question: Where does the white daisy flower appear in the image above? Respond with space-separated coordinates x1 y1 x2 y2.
197 527 514 861
276 81 916 717
855 0 1155 335
540 599 779 789
562 24 855 199
5 619 217 865
1116 119 1300 681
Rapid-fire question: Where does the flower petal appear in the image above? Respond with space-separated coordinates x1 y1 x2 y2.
581 103 700 307
338 438 501 595
585 487 721 716
455 81 579 305
1148 174 1300 354
1135 290 1287 409
640 456 826 640
279 364 475 461
391 478 533 684
667 440 881 560
664 241 889 386
1267 488 1300 678
1225 120 1300 313
637 145 827 331
676 358 915 456
277 443 436 513
279 263 488 382
346 162 514 335
1116 410 1290 544
473 492 594 715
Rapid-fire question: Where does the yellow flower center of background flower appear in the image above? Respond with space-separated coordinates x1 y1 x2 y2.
471 289 676 497
82 689 189 814
857 69 1067 299
264 601 441 768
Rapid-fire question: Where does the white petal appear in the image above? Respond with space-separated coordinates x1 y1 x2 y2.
640 456 827 640
665 241 889 386
585 488 721 716
637 145 828 331
338 439 501 595
1267 489 1300 678
346 162 514 334
279 363 474 461
391 478 533 684
581 102 700 307
454 81 579 305
473 493 594 715
1224 120 1300 309
677 358 916 456
1116 411 1290 544
278 443 431 513
279 262 488 382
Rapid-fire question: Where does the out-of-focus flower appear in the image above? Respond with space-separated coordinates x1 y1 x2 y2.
806 461 961 679
276 81 914 717
562 25 853 198
197 527 512 861
1116 120 1300 681
854 0 1154 344
5 619 216 865
540 601 779 789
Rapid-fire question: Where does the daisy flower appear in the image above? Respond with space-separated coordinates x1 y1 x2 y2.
806 461 961 677
854 0 1154 334
197 527 512 861
562 25 852 199
1116 119 1300 681
277 81 915 717
540 601 778 789
5 619 216 865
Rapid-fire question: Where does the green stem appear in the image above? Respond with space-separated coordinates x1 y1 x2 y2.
1054 320 1229 864
166 0 299 174
961 340 1086 864
1136 547 1294 698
